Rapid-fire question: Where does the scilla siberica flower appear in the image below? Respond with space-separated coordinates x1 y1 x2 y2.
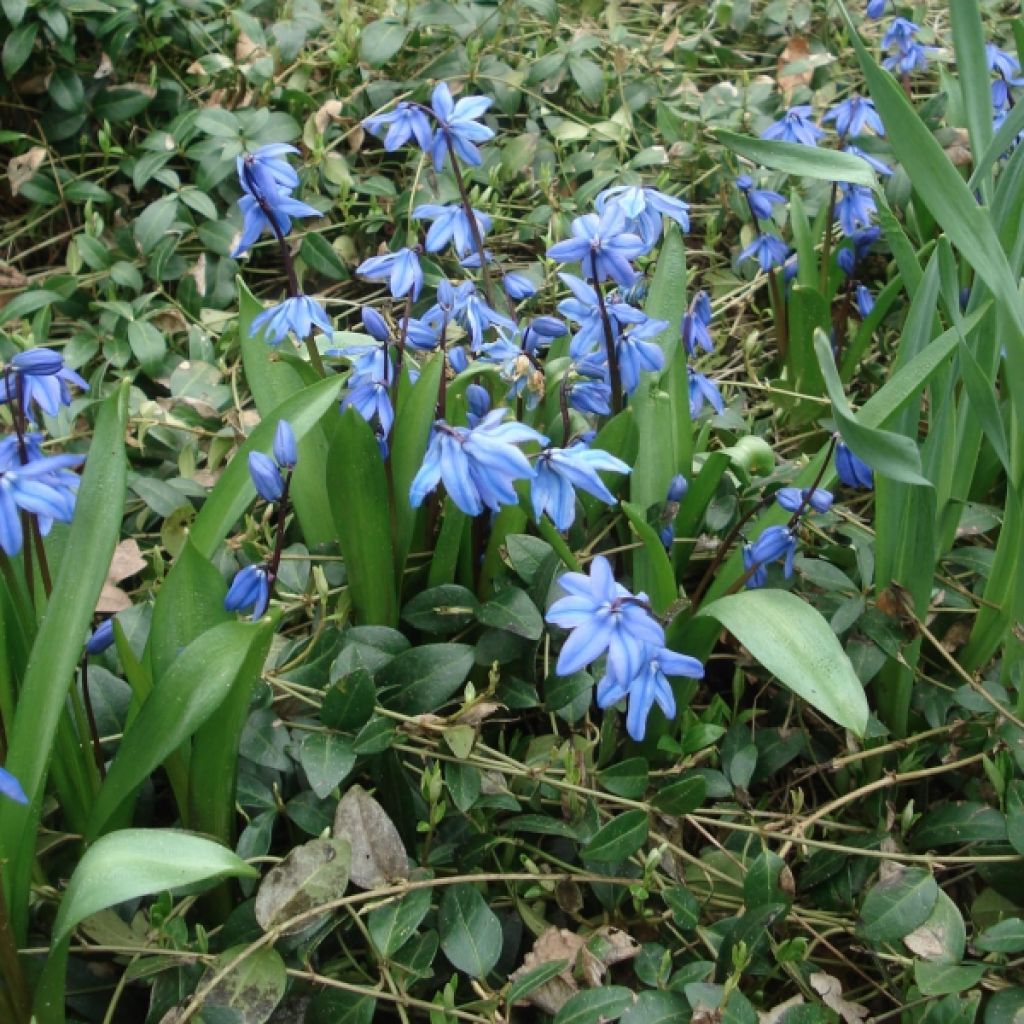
249 451 284 502
617 318 667 394
547 205 646 290
531 442 630 531
225 564 271 620
595 185 690 253
232 145 320 258
689 372 725 418
274 420 297 469
363 102 433 152
835 184 877 236
251 294 332 346
823 94 885 138
409 409 548 517
856 284 875 317
776 487 834 514
86 618 116 655
866 0 889 18
503 272 538 301
357 247 424 300
0 348 89 419
761 106 825 147
0 767 27 805
735 175 785 221
413 204 493 258
681 291 714 356
835 442 874 489
0 434 84 556
738 233 791 272
428 82 495 171
749 525 798 580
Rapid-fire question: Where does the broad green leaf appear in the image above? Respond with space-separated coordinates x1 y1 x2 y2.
743 851 791 909
815 331 930 487
377 643 475 715
553 987 634 1024
328 408 397 626
239 279 337 549
306 991 377 1024
359 18 407 65
650 775 706 816
860 867 939 944
2 21 37 78
975 918 1024 954
34 829 255 1023
904 890 966 965
715 129 877 187
86 620 273 838
506 958 571 1007
911 803 1007 850
621 501 676 613
914 961 986 997
254 837 351 934
0 288 62 325
368 885 432 957
699 589 868 735
620 991 689 1024
1007 782 1024 856
949 1 993 178
438 884 502 978
299 733 356 799
598 757 649 800
476 587 544 639
584 809 649 862
202 945 287 1024
402 584 479 635
0 386 128 940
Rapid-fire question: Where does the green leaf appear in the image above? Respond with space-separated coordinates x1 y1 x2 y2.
86 620 273 838
359 18 408 65
368 885 432 957
299 733 356 799
815 330 930 487
744 851 791 909
0 386 128 940
975 918 1024 954
553 987 634 1024
306 991 376 1024
620 991 689 1024
584 809 649 862
238 280 337 550
438 884 502 978
715 129 877 188
983 990 1024 1024
0 288 63 325
698 589 869 736
300 232 348 280
92 85 154 121
1005 780 1024 856
202 946 287 1024
34 829 255 1024
329 408 397 625
911 803 1007 850
253 837 351 933
949 0 993 170
476 587 543 639
914 961 986 997
650 775 706 816
402 584 479 635
598 757 649 800
2 21 37 77
134 198 178 256
860 867 939 944
377 643 475 715
621 501 676 614
506 958 571 1006
905 890 966 965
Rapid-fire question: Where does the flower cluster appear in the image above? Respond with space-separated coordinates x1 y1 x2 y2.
0 349 87 557
881 18 936 75
546 555 704 741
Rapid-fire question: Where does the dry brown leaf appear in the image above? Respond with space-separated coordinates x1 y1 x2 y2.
95 53 114 79
944 128 972 167
759 995 805 1024
0 262 29 290
903 918 951 961
188 253 207 297
96 539 147 613
235 32 261 63
314 99 344 135
333 785 409 889
9 147 47 197
810 972 869 1024
507 926 639 1014
777 36 812 103
456 700 504 727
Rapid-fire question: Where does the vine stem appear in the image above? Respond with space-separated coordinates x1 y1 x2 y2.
590 253 622 414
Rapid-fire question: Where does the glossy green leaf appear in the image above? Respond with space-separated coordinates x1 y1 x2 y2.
914 961 986 997
650 775 706 816
553 987 634 1024
86 620 273 838
620 990 688 1024
0 385 128 940
698 589 868 736
299 733 357 799
975 918 1024 954
583 809 649 862
201 945 287 1024
368 885 432 957
477 586 543 639
860 867 939 944
715 129 877 187
438 884 502 978
950 0 993 171
621 500 676 613
254 837 351 933
377 643 474 715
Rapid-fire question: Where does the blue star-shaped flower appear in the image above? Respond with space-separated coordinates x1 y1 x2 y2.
251 294 333 346
428 82 495 171
547 205 646 290
531 442 630 530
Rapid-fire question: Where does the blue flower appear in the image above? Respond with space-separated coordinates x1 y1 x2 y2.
341 379 395 435
736 175 786 220
667 474 688 503
823 94 885 137
750 525 797 578
776 486 834 514
681 291 714 355
617 318 667 393
547 206 646 290
274 421 297 469
689 372 725 418
987 43 1024 85
835 442 874 489
738 233 791 272
545 554 665 685
881 22 935 74
428 82 495 171
866 0 889 18
856 284 875 317
0 348 89 419
225 564 271 620
531 442 630 530
456 286 516 350
835 184 877 235
0 767 27 805
558 273 646 358
742 543 768 589
249 451 284 502
363 102 434 152
595 184 690 252
837 226 881 275
566 374 612 416
465 384 491 426
409 409 548 516
883 17 920 48
0 435 84 556
357 247 424 300
503 272 538 301
251 295 332 346
86 619 116 656
844 144 893 176
761 106 825 147
361 307 392 343
413 204 493 258
596 647 703 741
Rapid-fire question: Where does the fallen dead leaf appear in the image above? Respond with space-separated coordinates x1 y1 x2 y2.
314 99 344 135
759 995 805 1024
235 31 262 63
8 147 47 198
0 262 29 291
810 972 869 1024
96 539 147 613
95 53 114 79
456 700 504 727
777 36 813 103
333 785 409 889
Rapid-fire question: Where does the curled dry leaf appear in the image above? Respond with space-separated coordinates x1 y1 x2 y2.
777 36 813 102
759 995 805 1024
314 99 344 135
810 972 869 1024
8 147 47 198
96 538 148 613
507 925 640 1014
333 784 409 889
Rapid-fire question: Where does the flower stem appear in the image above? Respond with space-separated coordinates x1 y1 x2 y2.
690 497 769 609
267 472 293 587
767 269 788 361
819 180 838 296
590 253 622 414
81 658 106 778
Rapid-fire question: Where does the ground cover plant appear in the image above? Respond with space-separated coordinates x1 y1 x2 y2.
2 0 1024 1020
